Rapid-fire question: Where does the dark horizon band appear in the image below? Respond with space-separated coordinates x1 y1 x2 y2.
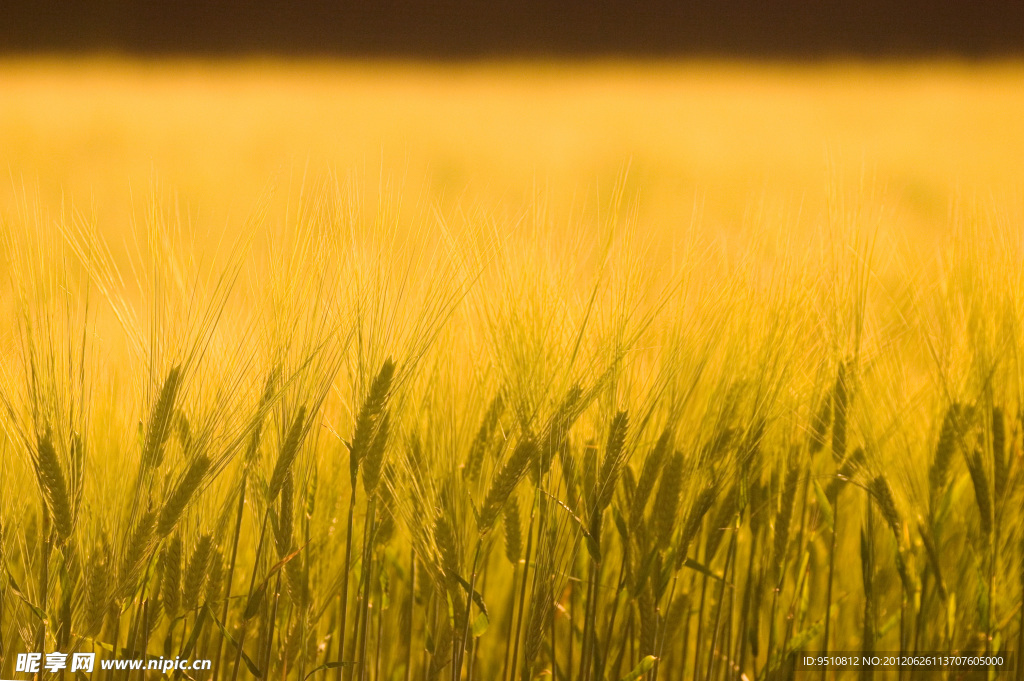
3 0 1024 58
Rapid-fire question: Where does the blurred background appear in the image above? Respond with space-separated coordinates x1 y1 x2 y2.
1 2 1023 257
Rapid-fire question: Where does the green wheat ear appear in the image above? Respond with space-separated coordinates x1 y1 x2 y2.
183 533 213 611
677 484 717 569
362 410 391 496
831 363 848 463
275 473 294 558
808 392 832 456
965 448 993 538
826 447 865 501
502 495 522 565
157 454 211 537
35 429 74 541
596 410 629 512
652 450 684 549
434 513 461 589
83 541 110 637
478 438 537 533
142 366 183 471
992 406 1008 500
267 405 307 502
463 393 505 483
929 402 965 502
118 509 157 602
349 359 396 484
868 475 901 541
536 383 584 479
630 428 670 532
205 548 225 606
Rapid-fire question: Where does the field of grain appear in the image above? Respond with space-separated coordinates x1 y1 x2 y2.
1 59 1024 681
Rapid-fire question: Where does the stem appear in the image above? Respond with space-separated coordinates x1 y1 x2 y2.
862 503 875 681
1017 566 1024 681
736 526 759 681
898 592 907 681
609 610 633 681
105 607 122 681
298 502 312 681
987 523 998 655
176 613 202 680
337 485 357 681
780 554 812 663
467 568 488 681
677 573 694 681
0 563 4 676
164 617 178 657
282 605 295 681
691 573 708 681
507 495 538 681
500 563 520 681
654 569 681 681
689 536 709 681
705 527 737 681
718 538 739 681
37 505 50 674
422 592 435 681
567 567 575 681
912 570 930 662
598 552 629 678
127 555 155 681
356 498 378 681
455 540 483 681
263 571 284 680
230 513 269 681
375 570 385 681
214 475 248 681
405 546 417 681
793 473 813 579
550 579 557 681
765 544 788 675
579 558 601 681
137 601 152 681
821 496 839 681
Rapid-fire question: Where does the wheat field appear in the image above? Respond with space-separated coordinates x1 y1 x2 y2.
1 59 1024 681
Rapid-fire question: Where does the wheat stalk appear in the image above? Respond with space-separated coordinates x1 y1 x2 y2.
184 533 213 611
503 496 523 565
158 454 212 537
118 509 158 602
34 430 74 541
141 366 183 471
929 402 966 505
831 364 848 463
349 360 396 484
84 542 110 637
268 406 308 503
464 394 505 483
653 451 684 550
161 533 183 619
478 439 538 534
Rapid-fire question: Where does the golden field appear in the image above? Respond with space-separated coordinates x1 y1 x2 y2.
1 59 1024 681
3 59 1024 241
